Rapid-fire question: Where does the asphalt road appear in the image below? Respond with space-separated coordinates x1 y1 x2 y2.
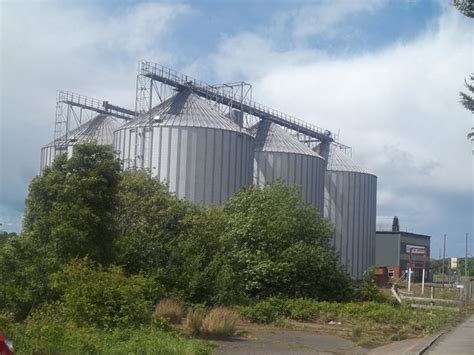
424 314 474 354
215 327 367 354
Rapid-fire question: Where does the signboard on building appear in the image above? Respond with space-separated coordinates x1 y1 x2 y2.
405 244 425 255
451 257 458 269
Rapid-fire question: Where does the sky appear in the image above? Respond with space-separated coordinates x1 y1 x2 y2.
0 0 473 257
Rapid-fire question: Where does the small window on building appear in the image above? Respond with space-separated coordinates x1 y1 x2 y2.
388 271 394 278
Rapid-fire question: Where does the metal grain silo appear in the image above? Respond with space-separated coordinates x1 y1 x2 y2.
40 114 120 173
114 90 254 206
252 120 326 214
323 144 377 279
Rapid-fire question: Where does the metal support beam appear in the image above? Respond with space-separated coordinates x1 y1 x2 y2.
54 91 134 149
137 60 336 144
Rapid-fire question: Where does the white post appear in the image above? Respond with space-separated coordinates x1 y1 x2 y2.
408 267 412 292
422 268 425 296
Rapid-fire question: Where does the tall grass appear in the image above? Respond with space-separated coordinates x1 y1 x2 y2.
154 299 185 325
202 307 239 337
186 309 205 335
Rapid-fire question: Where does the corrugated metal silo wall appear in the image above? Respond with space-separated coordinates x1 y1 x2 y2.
40 145 75 173
114 126 254 206
40 146 55 173
324 170 377 279
254 152 326 215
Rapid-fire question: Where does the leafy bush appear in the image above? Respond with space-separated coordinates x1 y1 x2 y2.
236 298 289 323
154 299 185 325
358 267 388 302
215 183 352 303
51 258 153 328
0 236 60 320
202 307 239 337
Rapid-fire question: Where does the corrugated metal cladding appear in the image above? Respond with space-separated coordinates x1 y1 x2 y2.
40 114 120 173
324 144 377 280
251 120 326 214
113 90 254 206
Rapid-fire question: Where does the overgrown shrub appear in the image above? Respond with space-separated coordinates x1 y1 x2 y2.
51 258 153 328
154 299 185 325
202 307 239 337
236 298 289 323
215 183 352 303
359 267 388 302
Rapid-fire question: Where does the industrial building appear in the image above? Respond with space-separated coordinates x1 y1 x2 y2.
252 120 326 213
375 217 431 281
114 90 254 206
40 60 378 279
323 144 377 279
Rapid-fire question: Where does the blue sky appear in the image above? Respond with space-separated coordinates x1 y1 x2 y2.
1 0 472 258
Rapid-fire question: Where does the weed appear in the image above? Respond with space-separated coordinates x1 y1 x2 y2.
154 299 184 325
352 326 362 338
202 307 239 337
186 309 205 335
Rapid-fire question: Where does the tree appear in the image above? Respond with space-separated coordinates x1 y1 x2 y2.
115 170 224 304
453 0 474 17
214 182 352 303
23 144 121 264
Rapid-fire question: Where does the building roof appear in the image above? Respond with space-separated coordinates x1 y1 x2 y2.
376 230 431 240
44 114 120 147
120 90 248 134
250 120 323 158
327 143 375 175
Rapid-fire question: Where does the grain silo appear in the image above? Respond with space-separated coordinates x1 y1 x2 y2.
323 144 377 279
114 89 254 206
40 114 120 173
252 120 326 214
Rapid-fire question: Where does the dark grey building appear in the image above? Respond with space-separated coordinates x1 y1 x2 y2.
375 217 430 281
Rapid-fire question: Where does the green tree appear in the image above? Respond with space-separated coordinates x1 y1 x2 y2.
0 236 60 320
115 170 190 274
215 182 352 303
23 144 121 264
115 170 224 304
453 0 474 17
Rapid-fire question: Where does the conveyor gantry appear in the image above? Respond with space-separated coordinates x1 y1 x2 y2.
137 60 334 143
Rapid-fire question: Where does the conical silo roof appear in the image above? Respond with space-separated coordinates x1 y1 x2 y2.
326 143 374 175
45 114 120 147
121 90 247 133
251 120 323 158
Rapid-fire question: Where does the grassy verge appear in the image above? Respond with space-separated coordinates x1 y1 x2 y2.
236 298 462 345
1 315 213 355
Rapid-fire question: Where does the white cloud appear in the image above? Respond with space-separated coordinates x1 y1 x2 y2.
0 1 191 229
289 0 386 39
205 5 473 236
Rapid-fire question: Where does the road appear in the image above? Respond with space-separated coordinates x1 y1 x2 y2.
424 313 474 354
215 325 368 354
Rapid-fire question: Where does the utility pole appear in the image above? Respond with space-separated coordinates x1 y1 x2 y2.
442 234 446 287
465 232 469 277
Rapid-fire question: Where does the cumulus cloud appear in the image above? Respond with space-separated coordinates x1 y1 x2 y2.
0 1 191 228
205 5 473 241
288 0 386 39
